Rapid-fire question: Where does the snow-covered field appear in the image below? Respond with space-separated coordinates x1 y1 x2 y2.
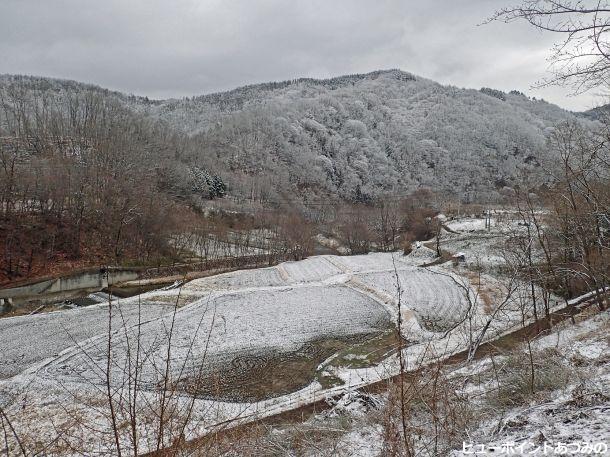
172 231 270 260
248 307 610 457
440 212 541 270
0 250 469 386
38 284 391 391
355 268 471 331
0 226 554 454
0 302 170 379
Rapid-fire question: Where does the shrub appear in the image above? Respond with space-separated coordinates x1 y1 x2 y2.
491 348 574 408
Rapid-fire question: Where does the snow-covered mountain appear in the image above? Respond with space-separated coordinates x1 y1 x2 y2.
0 70 595 203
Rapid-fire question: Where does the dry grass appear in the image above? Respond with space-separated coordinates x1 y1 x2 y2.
461 270 498 314
486 347 574 408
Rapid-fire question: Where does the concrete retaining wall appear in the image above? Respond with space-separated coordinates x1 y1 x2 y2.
0 268 138 304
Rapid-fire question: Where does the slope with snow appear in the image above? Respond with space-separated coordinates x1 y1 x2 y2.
0 236 568 454
1 71 596 203
0 301 170 379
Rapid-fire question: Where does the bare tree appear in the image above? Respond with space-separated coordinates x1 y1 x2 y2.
338 205 374 255
492 1 610 309
492 0 610 92
546 122 609 307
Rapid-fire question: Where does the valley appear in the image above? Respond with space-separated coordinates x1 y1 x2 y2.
0 27 608 455
3 211 601 455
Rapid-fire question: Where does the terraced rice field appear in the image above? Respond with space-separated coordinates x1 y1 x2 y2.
37 285 391 400
355 268 471 331
0 249 487 455
0 302 170 379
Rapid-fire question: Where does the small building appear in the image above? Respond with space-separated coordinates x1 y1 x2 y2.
452 252 466 263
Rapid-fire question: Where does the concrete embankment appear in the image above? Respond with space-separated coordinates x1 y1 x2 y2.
0 267 138 306
0 254 284 309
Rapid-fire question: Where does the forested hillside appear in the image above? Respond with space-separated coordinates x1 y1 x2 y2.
141 69 593 203
1 70 593 206
0 70 597 281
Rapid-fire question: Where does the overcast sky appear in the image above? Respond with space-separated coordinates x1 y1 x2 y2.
0 0 604 111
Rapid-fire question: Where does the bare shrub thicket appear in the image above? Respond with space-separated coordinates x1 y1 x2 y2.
490 1 610 311
381 365 477 457
546 123 609 305
504 122 609 314
334 190 450 255
0 82 186 282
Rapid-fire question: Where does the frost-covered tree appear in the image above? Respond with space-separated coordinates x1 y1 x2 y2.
0 69 595 207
